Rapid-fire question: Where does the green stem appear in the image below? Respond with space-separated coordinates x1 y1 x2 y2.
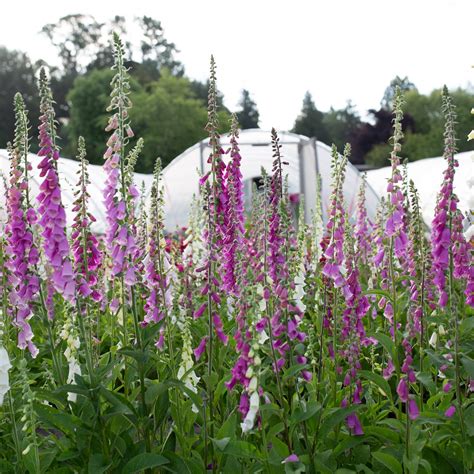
7 392 23 467
449 243 466 441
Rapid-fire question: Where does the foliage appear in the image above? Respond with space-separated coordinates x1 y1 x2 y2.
0 47 40 149
292 91 331 144
236 89 260 129
322 101 361 161
0 38 473 474
131 71 231 171
364 87 474 168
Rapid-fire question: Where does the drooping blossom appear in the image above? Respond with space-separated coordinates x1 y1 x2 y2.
431 87 473 308
5 94 40 356
445 405 456 418
322 145 351 300
36 68 75 302
143 159 171 349
262 129 306 373
222 115 245 295
195 56 228 349
102 33 138 287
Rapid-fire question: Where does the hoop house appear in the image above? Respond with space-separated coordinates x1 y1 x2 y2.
161 129 380 230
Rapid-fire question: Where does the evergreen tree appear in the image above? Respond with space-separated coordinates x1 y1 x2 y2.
0 47 40 148
292 91 330 143
236 89 259 129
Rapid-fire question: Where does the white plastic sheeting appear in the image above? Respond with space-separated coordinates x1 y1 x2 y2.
367 151 474 226
161 129 380 230
0 149 154 235
1 130 382 234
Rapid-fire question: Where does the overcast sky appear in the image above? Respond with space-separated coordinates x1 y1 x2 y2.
1 0 473 130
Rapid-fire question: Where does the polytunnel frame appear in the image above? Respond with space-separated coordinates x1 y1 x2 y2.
195 131 327 224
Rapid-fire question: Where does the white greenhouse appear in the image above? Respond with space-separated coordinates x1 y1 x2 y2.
161 129 380 230
0 149 154 234
1 130 381 234
367 151 473 226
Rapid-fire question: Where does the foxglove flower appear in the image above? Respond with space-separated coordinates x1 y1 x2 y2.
36 69 75 301
264 129 306 371
5 95 40 356
102 34 138 287
143 159 172 349
431 87 473 307
196 57 228 349
222 115 245 294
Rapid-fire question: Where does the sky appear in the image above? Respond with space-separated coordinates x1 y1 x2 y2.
1 0 473 130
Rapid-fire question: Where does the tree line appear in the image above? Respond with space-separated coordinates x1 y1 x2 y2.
0 14 472 172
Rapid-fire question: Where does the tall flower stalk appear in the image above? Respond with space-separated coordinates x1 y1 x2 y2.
71 137 102 376
36 69 75 302
5 95 40 357
103 32 137 303
431 87 472 438
198 56 229 469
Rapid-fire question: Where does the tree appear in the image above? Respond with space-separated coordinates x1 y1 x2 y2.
381 76 416 109
363 86 474 168
403 87 474 160
66 68 143 164
137 16 184 77
0 47 40 149
292 92 330 144
41 14 106 76
236 89 259 129
131 71 231 171
322 101 362 160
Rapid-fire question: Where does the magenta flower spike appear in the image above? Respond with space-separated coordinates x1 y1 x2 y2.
102 33 138 287
222 115 245 295
431 87 473 308
143 159 172 349
265 129 306 372
36 69 75 302
5 94 40 356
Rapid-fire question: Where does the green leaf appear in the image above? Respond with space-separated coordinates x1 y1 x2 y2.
416 372 437 395
460 317 474 333
122 453 169 473
217 413 237 439
364 289 392 301
267 422 285 439
290 401 321 425
318 406 359 439
372 451 402 474
162 452 204 473
333 436 366 456
35 404 85 435
360 370 392 400
283 363 309 381
373 333 395 361
88 454 111 474
119 348 149 365
364 426 400 444
419 458 432 474
99 387 136 415
211 439 262 460
461 356 474 378
465 404 474 436
213 437 230 451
